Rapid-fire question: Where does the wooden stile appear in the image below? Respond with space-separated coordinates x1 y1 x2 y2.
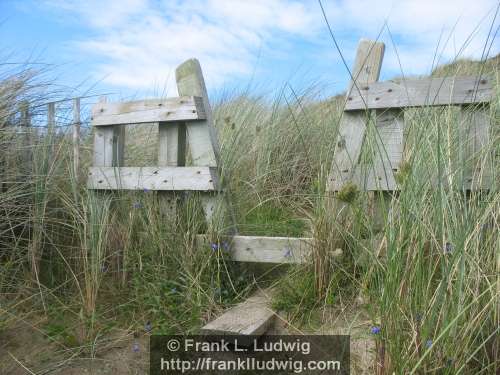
328 40 494 193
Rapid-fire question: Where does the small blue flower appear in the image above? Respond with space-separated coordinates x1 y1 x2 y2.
444 242 453 254
425 339 432 348
132 342 140 353
132 201 142 209
283 248 292 258
222 241 230 251
145 321 152 333
170 287 177 294
211 243 219 251
371 326 381 335
143 188 150 193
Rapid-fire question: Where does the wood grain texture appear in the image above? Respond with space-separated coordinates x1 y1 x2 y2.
349 38 385 90
327 39 385 191
92 126 114 166
176 59 219 167
87 166 219 191
91 96 205 126
197 235 312 264
354 109 404 191
459 105 493 190
345 75 493 110
230 236 311 263
200 291 275 339
176 59 238 231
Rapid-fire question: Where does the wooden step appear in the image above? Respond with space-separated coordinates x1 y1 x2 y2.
200 291 275 342
197 235 312 264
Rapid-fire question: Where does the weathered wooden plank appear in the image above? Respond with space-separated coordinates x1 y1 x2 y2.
200 291 276 338
197 235 313 264
349 38 385 90
354 109 404 191
327 39 385 191
87 166 219 191
91 96 206 126
93 126 113 166
176 60 218 167
345 75 493 110
72 98 80 178
459 105 493 190
176 59 227 226
348 168 398 191
328 112 369 190
230 236 311 264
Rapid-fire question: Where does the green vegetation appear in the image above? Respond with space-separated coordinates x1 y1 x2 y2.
0 53 498 374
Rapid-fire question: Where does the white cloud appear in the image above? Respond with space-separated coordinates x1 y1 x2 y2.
41 0 498 92
41 0 319 94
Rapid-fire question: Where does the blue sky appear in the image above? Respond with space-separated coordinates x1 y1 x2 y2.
1 0 498 100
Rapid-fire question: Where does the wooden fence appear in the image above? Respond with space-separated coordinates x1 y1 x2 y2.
9 37 496 338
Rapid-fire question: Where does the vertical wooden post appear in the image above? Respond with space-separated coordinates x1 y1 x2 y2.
175 59 224 227
158 122 186 218
19 100 32 171
328 39 385 190
47 102 55 154
73 98 81 180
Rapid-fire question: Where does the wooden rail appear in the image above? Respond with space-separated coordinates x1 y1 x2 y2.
345 75 494 110
91 96 206 126
87 166 219 191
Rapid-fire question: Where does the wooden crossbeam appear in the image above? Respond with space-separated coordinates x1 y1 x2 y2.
197 235 320 264
91 96 206 126
87 166 218 191
345 75 493 110
229 236 311 263
197 234 352 264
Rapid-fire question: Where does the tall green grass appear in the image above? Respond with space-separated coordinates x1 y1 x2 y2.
0 53 498 374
